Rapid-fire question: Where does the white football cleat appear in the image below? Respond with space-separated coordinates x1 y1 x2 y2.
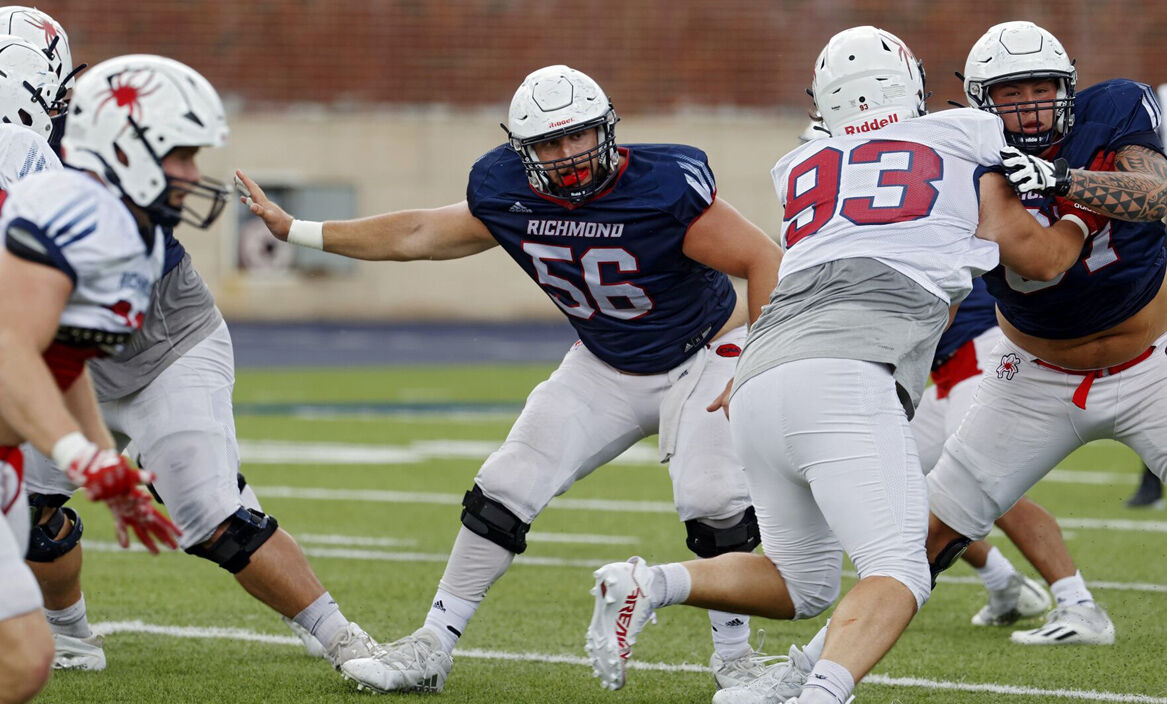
585 556 657 691
282 616 328 659
340 627 453 693
1010 603 1115 645
971 573 1052 626
324 621 379 670
711 631 784 689
711 644 812 704
52 633 106 671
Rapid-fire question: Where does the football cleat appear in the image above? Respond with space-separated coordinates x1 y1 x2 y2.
282 616 328 659
971 573 1052 626
1125 466 1164 509
585 556 657 691
1010 603 1115 645
340 627 453 693
52 633 106 671
324 622 379 670
711 631 785 690
711 644 813 704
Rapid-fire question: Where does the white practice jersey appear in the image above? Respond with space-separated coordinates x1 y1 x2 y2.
0 123 60 190
773 108 1005 304
1 169 162 344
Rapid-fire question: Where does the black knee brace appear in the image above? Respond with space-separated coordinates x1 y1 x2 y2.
685 506 761 558
26 495 83 563
185 507 278 574
929 536 972 588
460 485 530 554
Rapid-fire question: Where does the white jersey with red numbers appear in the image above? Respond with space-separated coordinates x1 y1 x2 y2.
1 168 162 343
0 123 60 193
772 108 1005 305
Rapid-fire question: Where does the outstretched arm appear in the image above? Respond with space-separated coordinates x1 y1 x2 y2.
235 170 498 262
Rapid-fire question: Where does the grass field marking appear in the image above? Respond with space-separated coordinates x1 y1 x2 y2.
81 541 1167 593
88 620 1167 703
296 533 418 548
252 485 1167 534
297 531 636 546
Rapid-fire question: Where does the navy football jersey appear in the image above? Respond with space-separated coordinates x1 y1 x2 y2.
467 144 736 374
934 277 997 362
983 79 1167 339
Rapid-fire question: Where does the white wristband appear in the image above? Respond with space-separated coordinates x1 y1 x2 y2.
287 219 324 250
1060 214 1090 239
51 431 93 468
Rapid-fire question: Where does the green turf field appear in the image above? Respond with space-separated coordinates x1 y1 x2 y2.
35 365 1166 703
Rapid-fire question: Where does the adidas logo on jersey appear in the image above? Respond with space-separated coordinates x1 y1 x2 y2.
432 600 446 612
723 618 746 628
509 201 533 213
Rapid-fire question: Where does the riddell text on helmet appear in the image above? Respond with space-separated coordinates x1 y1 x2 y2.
844 113 900 134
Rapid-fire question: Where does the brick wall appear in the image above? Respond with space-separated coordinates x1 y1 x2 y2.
31 0 1167 113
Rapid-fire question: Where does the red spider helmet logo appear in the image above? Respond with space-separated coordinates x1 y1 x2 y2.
22 15 57 48
95 69 163 130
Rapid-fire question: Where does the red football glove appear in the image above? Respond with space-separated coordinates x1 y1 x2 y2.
105 486 182 554
58 439 183 553
64 446 148 501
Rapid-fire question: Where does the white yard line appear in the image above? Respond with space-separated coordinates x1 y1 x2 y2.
82 541 1167 593
89 620 1167 703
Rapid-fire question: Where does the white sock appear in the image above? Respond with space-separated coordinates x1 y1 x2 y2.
802 658 855 704
648 562 691 609
45 593 92 639
1050 571 1094 607
974 546 1018 592
423 588 479 654
709 610 751 660
802 622 829 663
293 591 348 647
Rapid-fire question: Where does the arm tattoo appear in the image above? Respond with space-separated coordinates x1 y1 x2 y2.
1065 145 1167 222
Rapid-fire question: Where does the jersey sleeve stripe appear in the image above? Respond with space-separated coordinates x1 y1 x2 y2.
42 192 97 232
1141 84 1162 126
677 161 714 205
5 216 77 283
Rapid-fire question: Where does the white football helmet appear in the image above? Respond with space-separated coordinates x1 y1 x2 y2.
964 21 1076 152
62 55 229 228
0 34 58 140
503 65 619 203
811 26 927 137
0 6 81 148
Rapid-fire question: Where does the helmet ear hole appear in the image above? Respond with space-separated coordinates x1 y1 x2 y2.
114 144 130 167
17 109 31 126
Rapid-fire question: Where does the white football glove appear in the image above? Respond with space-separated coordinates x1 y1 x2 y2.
1000 146 1072 196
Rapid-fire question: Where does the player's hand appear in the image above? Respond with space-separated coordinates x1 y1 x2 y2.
706 378 734 419
1000 147 1072 196
64 445 152 501
235 169 293 241
106 485 182 554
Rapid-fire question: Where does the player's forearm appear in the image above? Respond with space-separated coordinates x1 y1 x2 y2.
0 330 81 454
743 257 780 325
998 219 1085 282
64 367 115 451
322 212 429 261
1064 148 1167 222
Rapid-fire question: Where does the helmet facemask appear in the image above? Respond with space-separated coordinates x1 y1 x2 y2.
508 110 618 203
963 22 1077 153
972 73 1075 153
117 117 227 229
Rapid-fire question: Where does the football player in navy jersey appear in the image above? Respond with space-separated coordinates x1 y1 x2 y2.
928 20 1167 646
238 64 783 694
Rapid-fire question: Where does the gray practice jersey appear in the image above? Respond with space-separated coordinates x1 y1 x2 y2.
734 257 949 419
89 252 223 400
